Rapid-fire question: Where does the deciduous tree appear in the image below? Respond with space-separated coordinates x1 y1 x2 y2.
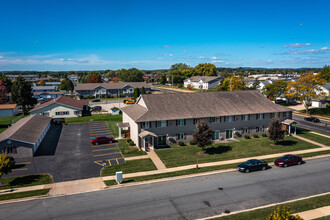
0 80 8 104
262 80 288 100
0 152 15 185
268 119 285 145
60 78 74 91
286 72 327 115
10 76 37 114
194 63 217 76
37 80 46 86
192 120 213 149
87 72 102 83
0 74 12 92
170 63 190 72
119 68 144 82
216 76 247 91
318 65 330 82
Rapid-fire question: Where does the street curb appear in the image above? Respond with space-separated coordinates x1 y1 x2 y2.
196 191 330 220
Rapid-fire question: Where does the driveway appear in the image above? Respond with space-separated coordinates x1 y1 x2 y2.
8 122 124 182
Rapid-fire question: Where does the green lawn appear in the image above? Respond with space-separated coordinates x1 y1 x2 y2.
297 128 330 146
299 107 330 118
156 136 318 168
0 189 50 201
118 139 146 157
65 114 122 137
101 158 157 176
215 193 330 220
0 116 20 125
0 174 53 190
104 149 330 186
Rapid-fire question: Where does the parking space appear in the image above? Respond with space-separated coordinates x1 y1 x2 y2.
89 122 125 167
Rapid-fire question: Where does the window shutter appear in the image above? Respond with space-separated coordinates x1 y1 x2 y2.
166 121 168 127
220 117 221 123
149 122 152 128
241 115 243 120
233 116 236 121
248 114 250 120
256 114 258 120
155 121 158 128
176 120 178 126
184 133 187 139
184 119 186 126
193 119 196 124
263 113 265 119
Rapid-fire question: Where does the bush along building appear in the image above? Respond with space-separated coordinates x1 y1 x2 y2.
74 82 151 98
119 90 293 151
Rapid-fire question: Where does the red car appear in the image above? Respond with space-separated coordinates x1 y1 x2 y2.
274 154 302 167
91 136 115 145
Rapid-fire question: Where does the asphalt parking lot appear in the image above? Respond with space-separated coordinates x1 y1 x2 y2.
8 122 124 182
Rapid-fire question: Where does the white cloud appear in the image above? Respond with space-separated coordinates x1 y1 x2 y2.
320 47 330 51
198 56 218 60
155 58 163 60
163 53 173 57
283 43 311 48
212 60 225 63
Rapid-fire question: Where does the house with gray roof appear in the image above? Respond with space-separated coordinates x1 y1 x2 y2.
120 90 293 151
74 82 151 98
184 76 223 90
0 115 51 158
32 85 57 93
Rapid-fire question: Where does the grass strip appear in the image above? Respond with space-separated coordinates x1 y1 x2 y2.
0 174 53 190
0 189 50 201
104 150 330 186
214 193 330 220
117 139 146 157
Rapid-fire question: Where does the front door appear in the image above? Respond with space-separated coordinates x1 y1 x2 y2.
225 129 233 139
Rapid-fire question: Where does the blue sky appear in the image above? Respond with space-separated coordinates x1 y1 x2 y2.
0 0 329 71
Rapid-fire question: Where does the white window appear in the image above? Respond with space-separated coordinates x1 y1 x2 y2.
270 113 275 119
256 114 264 120
43 112 49 116
283 112 287 117
210 117 220 123
55 111 69 116
157 120 167 127
242 115 249 121
141 122 150 129
157 135 167 146
177 119 184 126
177 133 185 140
212 130 220 140
256 126 263 132
242 127 249 133
226 116 234 122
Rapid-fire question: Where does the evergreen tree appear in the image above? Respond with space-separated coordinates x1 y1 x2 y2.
0 80 8 104
268 119 285 145
60 78 74 91
133 88 140 101
192 120 213 149
141 86 146 94
10 76 37 114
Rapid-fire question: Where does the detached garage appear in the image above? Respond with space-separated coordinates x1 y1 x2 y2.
0 114 51 158
0 104 19 117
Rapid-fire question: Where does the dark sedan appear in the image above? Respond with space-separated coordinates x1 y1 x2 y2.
237 159 268 173
91 99 101 103
304 117 320 123
91 106 102 112
275 154 302 167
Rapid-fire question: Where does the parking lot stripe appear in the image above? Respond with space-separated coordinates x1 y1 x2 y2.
91 143 117 147
108 160 112 166
94 161 104 166
90 133 112 137
12 168 28 171
92 147 120 152
15 162 31 165
93 152 121 157
116 158 119 164
94 157 124 163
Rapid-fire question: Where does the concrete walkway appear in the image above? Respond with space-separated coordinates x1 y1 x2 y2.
0 184 51 195
310 131 330 138
293 135 329 148
295 205 330 220
103 146 330 181
147 151 167 170
124 155 150 161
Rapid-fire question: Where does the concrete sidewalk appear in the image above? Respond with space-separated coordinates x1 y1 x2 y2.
147 151 167 170
293 135 329 148
124 155 150 161
310 131 330 138
295 205 330 220
0 184 51 195
103 146 330 181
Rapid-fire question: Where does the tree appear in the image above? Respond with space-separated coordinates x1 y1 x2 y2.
87 72 102 83
0 73 12 92
286 72 327 115
0 81 8 104
120 68 144 82
112 77 120 83
133 88 140 101
141 86 146 94
182 68 194 78
192 120 213 149
159 75 167 85
318 65 330 82
262 80 288 100
0 152 15 185
10 76 37 114
170 63 190 72
194 63 217 76
216 76 247 91
268 119 285 145
251 78 261 90
37 80 46 86
267 206 303 220
60 78 74 91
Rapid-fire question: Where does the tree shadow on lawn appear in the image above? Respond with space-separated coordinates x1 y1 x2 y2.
277 140 297 146
8 175 46 187
204 145 232 155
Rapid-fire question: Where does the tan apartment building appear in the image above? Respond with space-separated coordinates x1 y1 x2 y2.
120 90 292 151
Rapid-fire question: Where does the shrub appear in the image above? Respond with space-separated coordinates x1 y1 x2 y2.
178 141 185 146
129 141 135 146
177 84 183 88
127 138 132 143
253 134 259 138
267 206 303 220
262 133 268 137
189 140 197 145
326 103 330 108
244 135 250 139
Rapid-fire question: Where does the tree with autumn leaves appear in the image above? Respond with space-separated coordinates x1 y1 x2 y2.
0 80 8 104
216 76 247 91
286 72 327 115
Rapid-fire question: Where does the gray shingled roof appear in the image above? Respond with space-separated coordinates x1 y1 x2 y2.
0 115 51 144
184 76 222 83
122 90 291 122
75 82 151 91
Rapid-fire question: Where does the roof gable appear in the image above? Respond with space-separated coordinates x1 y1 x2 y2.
30 96 89 112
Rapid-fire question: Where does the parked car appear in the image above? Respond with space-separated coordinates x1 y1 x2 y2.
274 154 302 167
91 136 115 145
91 106 102 112
275 99 287 104
92 99 101 102
237 159 268 173
123 100 135 104
304 117 320 123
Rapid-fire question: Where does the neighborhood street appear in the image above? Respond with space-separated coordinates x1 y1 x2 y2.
293 114 330 134
1 156 329 220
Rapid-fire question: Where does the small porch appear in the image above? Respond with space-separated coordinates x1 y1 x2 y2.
139 130 157 151
117 122 130 139
281 119 299 135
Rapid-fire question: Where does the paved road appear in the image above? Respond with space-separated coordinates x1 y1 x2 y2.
1 157 330 220
293 114 330 134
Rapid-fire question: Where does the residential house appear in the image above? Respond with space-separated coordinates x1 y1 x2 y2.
45 82 61 89
74 82 151 98
0 104 19 117
32 86 57 93
184 76 223 90
30 96 89 118
311 83 330 107
120 90 292 151
0 114 51 158
7 75 38 81
33 91 65 100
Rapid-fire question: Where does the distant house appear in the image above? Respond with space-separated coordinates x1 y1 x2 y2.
32 86 57 93
0 104 19 117
184 76 223 90
7 75 38 81
30 96 89 118
0 114 51 158
45 82 61 89
111 107 122 115
33 91 65 99
74 82 151 98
